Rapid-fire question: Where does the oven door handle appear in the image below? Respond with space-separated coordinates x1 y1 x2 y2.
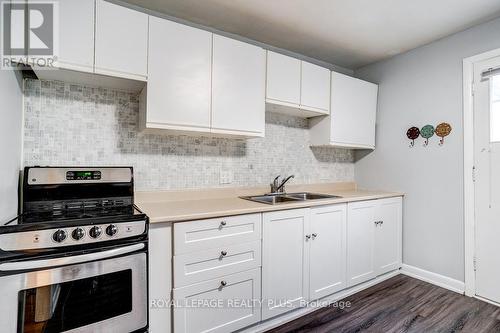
0 243 145 271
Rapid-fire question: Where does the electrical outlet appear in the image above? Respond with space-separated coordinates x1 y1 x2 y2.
219 170 233 184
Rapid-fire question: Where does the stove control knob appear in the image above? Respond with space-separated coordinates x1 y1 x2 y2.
89 226 102 239
106 224 118 237
52 229 67 243
72 228 85 241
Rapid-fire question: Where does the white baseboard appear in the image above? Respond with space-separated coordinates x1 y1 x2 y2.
401 264 465 294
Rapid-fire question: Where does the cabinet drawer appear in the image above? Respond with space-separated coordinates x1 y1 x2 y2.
174 240 261 288
174 214 261 254
173 268 261 333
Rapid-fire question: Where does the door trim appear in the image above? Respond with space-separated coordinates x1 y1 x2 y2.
463 47 500 297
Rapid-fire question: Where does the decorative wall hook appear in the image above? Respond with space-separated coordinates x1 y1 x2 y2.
420 125 435 147
435 122 452 146
407 127 420 147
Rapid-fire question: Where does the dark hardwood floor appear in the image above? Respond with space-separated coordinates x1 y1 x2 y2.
267 274 500 333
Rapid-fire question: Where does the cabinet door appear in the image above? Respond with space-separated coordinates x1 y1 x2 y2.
262 209 309 320
347 201 377 287
375 197 402 275
146 17 212 132
212 35 265 136
309 204 347 300
53 0 94 72
173 269 261 333
266 51 301 105
149 224 172 333
95 0 148 80
301 61 330 114
330 72 378 148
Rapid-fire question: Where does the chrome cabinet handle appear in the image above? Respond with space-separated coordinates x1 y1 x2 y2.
305 234 311 240
220 250 227 256
220 280 227 287
374 221 383 226
220 221 227 226
312 233 318 239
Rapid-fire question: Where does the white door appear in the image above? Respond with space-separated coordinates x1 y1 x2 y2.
262 209 309 320
301 61 330 114
95 0 148 80
375 197 402 275
474 56 500 304
52 0 95 72
211 35 265 136
266 51 301 105
146 16 212 132
346 201 377 287
309 204 347 300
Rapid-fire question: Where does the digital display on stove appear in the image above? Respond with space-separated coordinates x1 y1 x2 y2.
66 170 101 181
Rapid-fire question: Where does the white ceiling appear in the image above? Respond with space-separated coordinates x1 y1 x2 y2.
122 0 500 69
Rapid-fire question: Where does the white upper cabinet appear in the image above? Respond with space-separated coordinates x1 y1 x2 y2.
266 51 330 117
143 17 212 132
309 204 347 300
95 0 148 80
211 35 266 137
300 61 331 113
310 72 378 149
330 72 378 148
266 51 301 106
142 18 266 137
53 0 95 72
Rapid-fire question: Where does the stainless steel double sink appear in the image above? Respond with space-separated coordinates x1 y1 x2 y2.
240 192 342 205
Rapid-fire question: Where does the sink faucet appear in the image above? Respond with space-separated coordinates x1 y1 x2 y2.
269 175 295 194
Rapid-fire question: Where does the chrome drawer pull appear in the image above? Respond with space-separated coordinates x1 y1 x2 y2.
220 250 227 256
220 280 227 287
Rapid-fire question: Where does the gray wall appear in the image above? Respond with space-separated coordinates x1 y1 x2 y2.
0 70 23 222
23 79 354 191
355 16 500 282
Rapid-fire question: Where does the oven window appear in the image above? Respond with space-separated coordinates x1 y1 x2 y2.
17 269 132 333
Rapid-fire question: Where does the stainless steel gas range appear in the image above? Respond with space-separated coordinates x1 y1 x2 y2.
0 167 149 333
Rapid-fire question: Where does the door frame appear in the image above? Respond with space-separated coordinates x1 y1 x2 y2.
463 47 500 297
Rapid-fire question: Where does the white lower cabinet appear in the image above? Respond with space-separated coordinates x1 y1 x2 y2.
347 198 403 287
149 224 172 333
262 209 310 320
309 204 347 300
375 197 403 275
262 204 348 320
346 200 377 287
167 197 402 331
173 268 261 333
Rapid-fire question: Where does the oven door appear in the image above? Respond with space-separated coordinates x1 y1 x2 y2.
0 244 147 333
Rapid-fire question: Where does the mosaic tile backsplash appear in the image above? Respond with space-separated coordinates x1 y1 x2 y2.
23 79 354 191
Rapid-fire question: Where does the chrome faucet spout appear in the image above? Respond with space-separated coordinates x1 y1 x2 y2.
275 175 295 193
